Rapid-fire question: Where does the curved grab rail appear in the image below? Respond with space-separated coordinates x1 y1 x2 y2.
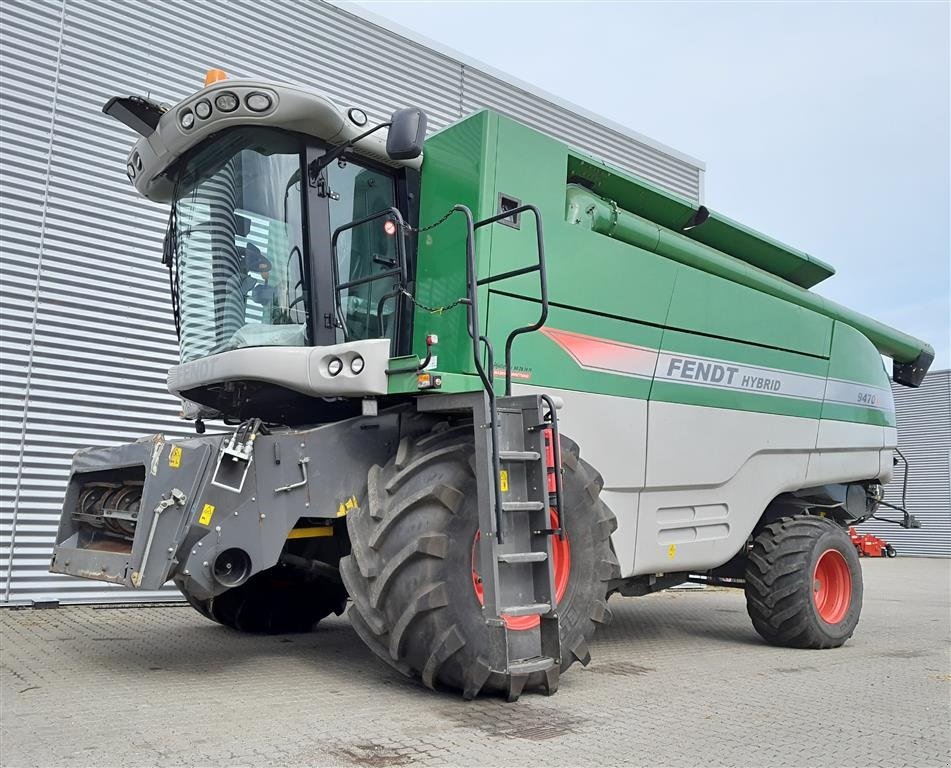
330 206 408 342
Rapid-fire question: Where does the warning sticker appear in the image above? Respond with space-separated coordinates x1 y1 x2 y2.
668 543 676 560
336 495 358 517
499 470 509 493
168 446 182 469
198 503 215 526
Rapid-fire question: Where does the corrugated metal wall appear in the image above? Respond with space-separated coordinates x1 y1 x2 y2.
0 0 704 604
859 370 951 558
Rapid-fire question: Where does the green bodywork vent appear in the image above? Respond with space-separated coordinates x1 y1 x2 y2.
567 155 835 289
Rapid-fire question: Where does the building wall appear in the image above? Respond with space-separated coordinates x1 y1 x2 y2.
0 0 704 604
859 369 951 557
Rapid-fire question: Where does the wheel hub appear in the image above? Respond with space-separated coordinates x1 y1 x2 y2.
812 548 852 624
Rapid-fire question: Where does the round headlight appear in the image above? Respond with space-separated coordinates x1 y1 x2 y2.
246 92 272 112
350 356 364 375
327 357 343 377
126 163 136 179
194 100 212 119
134 153 143 170
215 92 239 113
180 111 195 129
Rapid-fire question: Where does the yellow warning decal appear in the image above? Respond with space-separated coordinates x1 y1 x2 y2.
668 543 676 559
336 495 358 517
168 446 182 469
198 503 215 526
499 470 509 493
287 526 334 540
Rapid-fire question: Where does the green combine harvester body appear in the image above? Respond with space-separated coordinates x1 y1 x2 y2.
50 75 932 700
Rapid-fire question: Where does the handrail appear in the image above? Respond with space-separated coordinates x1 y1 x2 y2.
330 207 408 342
473 204 548 396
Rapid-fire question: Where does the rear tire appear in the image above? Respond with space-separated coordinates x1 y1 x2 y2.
340 421 619 697
744 515 863 649
177 566 347 634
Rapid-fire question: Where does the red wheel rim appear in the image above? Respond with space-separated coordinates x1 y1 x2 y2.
471 509 570 631
813 548 852 624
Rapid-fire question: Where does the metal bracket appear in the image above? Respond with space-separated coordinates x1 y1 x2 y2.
275 457 310 493
211 421 260 493
132 488 185 588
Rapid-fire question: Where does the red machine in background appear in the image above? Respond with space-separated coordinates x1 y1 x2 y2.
849 528 898 558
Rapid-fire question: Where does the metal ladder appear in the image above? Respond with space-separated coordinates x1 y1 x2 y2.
454 203 566 700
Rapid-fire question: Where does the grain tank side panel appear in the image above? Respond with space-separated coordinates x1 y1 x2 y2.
484 118 681 330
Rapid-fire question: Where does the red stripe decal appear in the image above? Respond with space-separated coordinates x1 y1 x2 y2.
540 327 658 379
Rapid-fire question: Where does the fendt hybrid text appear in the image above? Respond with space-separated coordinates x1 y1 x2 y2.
51 70 934 700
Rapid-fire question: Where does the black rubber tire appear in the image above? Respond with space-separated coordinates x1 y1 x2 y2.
177 566 347 634
744 515 863 649
885 544 897 558
340 421 619 697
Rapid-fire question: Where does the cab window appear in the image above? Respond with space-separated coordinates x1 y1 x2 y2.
327 158 400 345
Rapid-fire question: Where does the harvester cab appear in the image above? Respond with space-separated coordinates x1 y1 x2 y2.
50 70 933 700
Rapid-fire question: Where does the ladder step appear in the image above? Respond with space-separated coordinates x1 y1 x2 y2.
499 450 541 462
501 501 545 512
507 656 556 675
500 602 551 616
498 551 548 564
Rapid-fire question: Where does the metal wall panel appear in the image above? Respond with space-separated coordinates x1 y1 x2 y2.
0 0 67 602
460 67 703 200
859 370 951 557
1 0 705 604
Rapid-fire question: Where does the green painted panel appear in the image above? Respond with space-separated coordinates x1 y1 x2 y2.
414 111 497 374
659 328 830 377
826 321 892 386
665 264 834 359
484 116 679 328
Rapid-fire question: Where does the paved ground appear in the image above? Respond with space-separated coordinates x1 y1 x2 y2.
1 558 948 768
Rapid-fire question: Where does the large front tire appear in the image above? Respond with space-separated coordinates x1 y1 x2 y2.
340 422 619 697
744 515 863 648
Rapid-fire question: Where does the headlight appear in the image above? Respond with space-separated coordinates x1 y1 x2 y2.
246 92 272 112
180 110 195 129
214 92 239 112
194 100 212 119
350 356 364 374
327 358 343 377
126 162 136 179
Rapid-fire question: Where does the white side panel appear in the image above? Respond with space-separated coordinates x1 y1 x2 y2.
512 384 647 488
645 401 819 488
806 420 888 487
512 384 646 576
634 402 818 574
816 419 884 449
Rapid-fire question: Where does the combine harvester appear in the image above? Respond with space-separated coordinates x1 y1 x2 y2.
51 71 932 700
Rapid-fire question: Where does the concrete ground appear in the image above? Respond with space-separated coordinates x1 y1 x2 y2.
1 558 948 768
